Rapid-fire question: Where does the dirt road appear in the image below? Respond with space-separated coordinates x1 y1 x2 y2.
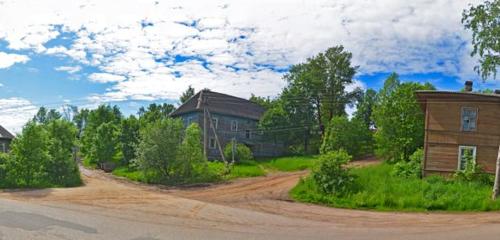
2 159 500 239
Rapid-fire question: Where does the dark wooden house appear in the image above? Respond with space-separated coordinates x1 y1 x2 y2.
171 89 285 160
416 81 500 176
0 125 14 153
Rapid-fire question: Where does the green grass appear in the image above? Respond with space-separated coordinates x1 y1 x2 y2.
208 160 266 179
291 163 500 212
259 155 318 172
112 166 147 183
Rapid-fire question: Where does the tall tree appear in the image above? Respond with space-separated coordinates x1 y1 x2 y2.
180 85 195 104
372 74 435 162
73 108 89 138
120 115 140 165
284 46 361 136
462 0 500 80
353 88 377 127
249 94 274 110
89 122 120 166
33 107 48 124
138 103 176 124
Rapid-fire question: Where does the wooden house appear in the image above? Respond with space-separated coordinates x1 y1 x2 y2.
416 81 500 176
0 125 14 153
170 89 285 160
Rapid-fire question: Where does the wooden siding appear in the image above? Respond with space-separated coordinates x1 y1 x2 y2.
422 98 500 175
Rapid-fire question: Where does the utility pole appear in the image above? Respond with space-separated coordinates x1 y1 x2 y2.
197 90 208 159
492 145 500 200
206 109 226 163
232 137 236 164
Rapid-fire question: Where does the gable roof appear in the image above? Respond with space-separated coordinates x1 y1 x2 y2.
0 125 14 139
415 90 500 112
170 90 265 120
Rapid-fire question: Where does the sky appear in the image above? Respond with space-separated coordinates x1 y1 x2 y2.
0 0 496 133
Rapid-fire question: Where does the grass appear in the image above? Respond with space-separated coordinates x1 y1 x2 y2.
259 155 318 172
290 163 500 212
111 155 318 183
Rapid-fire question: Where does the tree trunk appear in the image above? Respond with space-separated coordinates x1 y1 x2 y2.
492 145 500 200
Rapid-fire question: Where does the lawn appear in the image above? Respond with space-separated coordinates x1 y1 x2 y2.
290 163 500 212
111 155 318 183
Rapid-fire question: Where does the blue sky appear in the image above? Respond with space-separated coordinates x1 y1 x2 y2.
0 0 494 132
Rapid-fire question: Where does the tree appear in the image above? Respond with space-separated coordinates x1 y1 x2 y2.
372 74 435 162
320 116 373 159
62 105 79 122
180 85 195 104
120 115 140 165
353 89 377 127
73 108 89 137
284 46 361 136
462 0 500 80
33 107 48 124
45 119 81 186
138 103 176 124
6 122 51 187
176 123 210 182
89 122 121 166
249 94 274 110
134 118 183 183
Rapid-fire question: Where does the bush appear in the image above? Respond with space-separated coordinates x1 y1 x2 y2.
0 152 8 186
223 143 253 162
453 151 493 185
392 148 423 178
311 150 355 196
321 116 373 159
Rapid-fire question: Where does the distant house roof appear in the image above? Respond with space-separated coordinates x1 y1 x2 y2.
0 125 14 139
415 90 500 112
170 90 265 120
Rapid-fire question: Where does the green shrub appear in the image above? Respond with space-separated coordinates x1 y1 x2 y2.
223 143 253 162
321 116 373 159
311 150 355 195
392 148 423 178
453 151 493 185
0 152 8 186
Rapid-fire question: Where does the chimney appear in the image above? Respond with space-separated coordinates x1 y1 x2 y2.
464 80 473 92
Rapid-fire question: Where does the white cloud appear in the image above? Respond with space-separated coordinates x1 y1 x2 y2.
0 98 38 134
88 73 126 83
0 0 487 103
0 52 29 69
55 65 82 74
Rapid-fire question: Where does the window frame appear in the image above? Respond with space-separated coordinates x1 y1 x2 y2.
212 117 218 129
209 137 216 149
460 106 478 132
231 120 238 131
245 129 251 139
457 145 477 171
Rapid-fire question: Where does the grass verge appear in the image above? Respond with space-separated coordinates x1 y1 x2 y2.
290 163 500 212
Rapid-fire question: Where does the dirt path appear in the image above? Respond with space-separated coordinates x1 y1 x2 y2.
2 158 500 237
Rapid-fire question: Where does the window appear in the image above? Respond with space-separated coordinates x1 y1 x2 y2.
461 107 477 131
1 143 5 153
212 117 218 129
209 137 216 149
231 120 238 131
245 130 251 139
458 145 476 171
186 117 193 126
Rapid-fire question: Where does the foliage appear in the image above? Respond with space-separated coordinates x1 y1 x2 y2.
112 166 148 183
44 119 82 186
372 73 435 162
5 122 51 187
180 85 195 104
291 163 500 212
249 94 275 110
223 142 254 162
284 46 362 136
392 148 423 178
462 0 500 80
260 155 318 172
73 108 89 137
453 151 493 185
138 103 176 124
175 123 216 183
208 161 265 179
33 107 62 124
320 116 373 158
134 118 184 183
311 150 355 195
353 88 377 127
89 122 121 166
120 115 140 165
0 152 9 185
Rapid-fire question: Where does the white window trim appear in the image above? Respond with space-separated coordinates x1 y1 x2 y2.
209 137 216 149
457 145 477 171
245 129 252 139
231 120 238 131
460 106 478 132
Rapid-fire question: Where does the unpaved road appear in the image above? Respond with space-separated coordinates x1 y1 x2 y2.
2 159 500 239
